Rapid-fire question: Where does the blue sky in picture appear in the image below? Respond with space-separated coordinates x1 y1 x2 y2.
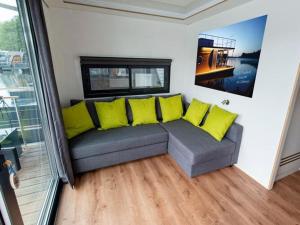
199 15 267 57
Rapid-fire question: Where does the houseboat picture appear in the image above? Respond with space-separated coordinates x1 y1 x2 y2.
195 34 236 84
194 15 267 98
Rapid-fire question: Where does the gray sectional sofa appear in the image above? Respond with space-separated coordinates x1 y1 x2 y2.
69 95 243 177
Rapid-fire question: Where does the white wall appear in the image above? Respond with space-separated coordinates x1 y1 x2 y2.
44 7 186 106
183 0 300 188
45 0 300 189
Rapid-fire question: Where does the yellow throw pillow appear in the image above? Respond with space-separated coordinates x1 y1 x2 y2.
95 98 128 130
129 97 158 126
183 98 210 126
201 105 237 142
62 101 95 139
159 95 183 123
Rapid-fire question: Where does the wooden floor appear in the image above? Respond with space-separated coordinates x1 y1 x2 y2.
15 143 51 225
55 155 300 225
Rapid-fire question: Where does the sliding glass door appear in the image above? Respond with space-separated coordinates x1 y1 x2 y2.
0 0 59 224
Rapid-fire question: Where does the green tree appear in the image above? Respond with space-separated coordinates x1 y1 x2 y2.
0 16 26 51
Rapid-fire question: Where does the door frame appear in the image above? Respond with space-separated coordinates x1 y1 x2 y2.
17 0 61 224
0 1 61 224
268 63 300 189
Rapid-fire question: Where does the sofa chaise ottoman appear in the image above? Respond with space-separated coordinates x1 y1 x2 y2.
161 119 242 177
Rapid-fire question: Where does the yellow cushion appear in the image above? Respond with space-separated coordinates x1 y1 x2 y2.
183 98 210 126
129 97 158 126
159 95 183 123
201 105 237 142
95 98 128 130
62 101 95 139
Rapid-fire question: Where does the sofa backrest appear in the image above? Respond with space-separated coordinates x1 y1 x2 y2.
70 97 115 127
70 93 186 126
116 95 152 124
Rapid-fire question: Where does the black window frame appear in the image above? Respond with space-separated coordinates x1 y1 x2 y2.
80 57 172 98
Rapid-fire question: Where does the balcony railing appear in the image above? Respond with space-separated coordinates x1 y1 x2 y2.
199 33 236 49
0 96 43 144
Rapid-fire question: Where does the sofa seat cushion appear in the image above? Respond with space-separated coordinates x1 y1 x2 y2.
161 119 235 165
69 124 168 160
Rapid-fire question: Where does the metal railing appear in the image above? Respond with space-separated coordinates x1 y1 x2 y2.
199 34 236 49
0 96 43 144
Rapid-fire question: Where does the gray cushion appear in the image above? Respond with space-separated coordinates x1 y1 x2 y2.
69 124 168 160
73 142 167 173
155 94 185 121
161 119 235 165
70 97 115 128
117 95 152 124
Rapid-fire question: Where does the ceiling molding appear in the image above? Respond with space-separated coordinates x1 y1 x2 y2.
44 0 253 24
185 0 252 24
62 0 225 20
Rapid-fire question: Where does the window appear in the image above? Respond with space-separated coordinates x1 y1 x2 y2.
0 0 59 224
80 57 171 98
89 68 129 90
131 68 165 89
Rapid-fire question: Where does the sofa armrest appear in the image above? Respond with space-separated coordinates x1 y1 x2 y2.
225 123 243 142
225 123 243 164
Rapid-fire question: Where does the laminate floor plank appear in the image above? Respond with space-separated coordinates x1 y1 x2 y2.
55 155 300 225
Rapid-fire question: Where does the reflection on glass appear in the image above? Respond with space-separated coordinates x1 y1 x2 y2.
89 68 129 90
0 2 54 224
132 68 164 89
199 58 258 97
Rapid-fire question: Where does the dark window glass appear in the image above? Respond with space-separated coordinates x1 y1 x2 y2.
89 68 129 90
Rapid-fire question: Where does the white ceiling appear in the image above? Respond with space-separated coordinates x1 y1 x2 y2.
146 0 197 7
45 0 253 23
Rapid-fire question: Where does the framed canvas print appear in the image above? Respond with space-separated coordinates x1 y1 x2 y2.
195 15 267 98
